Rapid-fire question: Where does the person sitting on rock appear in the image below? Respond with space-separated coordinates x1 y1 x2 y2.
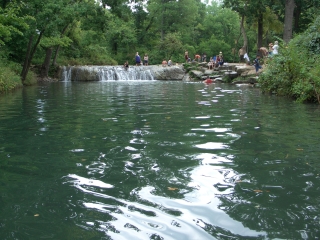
202 53 207 62
215 55 220 68
168 59 172 67
208 57 214 69
195 54 201 62
219 55 224 67
124 61 129 70
162 59 167 67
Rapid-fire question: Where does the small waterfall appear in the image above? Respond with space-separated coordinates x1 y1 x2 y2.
61 66 72 81
60 66 154 81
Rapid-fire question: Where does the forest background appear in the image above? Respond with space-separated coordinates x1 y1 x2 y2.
0 0 319 101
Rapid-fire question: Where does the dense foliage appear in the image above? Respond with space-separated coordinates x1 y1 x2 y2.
259 16 320 103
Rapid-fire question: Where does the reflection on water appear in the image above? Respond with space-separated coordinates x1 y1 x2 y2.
0 81 320 239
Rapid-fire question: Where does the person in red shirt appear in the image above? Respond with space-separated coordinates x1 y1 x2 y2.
194 54 201 62
203 78 213 84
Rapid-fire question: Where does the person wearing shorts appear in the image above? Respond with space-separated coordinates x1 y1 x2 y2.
143 54 149 65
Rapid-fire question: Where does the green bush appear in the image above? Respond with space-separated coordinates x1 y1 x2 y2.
0 58 24 93
259 16 320 103
23 70 38 86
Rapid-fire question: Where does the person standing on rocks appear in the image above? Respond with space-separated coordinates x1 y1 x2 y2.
272 41 279 55
268 43 274 56
143 54 149 66
244 53 250 65
254 55 262 75
238 47 245 63
259 47 268 58
184 50 189 63
135 52 141 66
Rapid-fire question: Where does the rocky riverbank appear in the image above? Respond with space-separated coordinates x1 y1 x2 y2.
185 62 261 84
56 62 262 83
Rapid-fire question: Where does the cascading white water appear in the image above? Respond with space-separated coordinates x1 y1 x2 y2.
61 66 154 81
61 66 72 81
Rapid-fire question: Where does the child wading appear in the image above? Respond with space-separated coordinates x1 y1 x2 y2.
254 55 262 76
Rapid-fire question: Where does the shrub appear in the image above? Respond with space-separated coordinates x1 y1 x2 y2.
0 57 24 93
23 70 38 86
259 16 320 103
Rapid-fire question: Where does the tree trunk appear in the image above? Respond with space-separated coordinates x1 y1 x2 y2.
294 3 301 32
52 24 69 66
21 31 44 83
40 47 53 78
283 0 296 43
257 13 263 49
21 35 34 82
52 46 60 66
240 15 248 52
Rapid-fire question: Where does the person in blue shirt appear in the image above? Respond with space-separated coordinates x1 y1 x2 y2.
135 52 141 66
254 55 262 76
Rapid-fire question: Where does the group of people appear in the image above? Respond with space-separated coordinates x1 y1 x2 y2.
162 59 172 67
208 52 224 69
134 52 149 66
184 50 224 68
124 52 175 69
254 41 279 75
258 41 279 58
237 41 279 75
184 51 206 63
124 52 149 69
125 43 279 73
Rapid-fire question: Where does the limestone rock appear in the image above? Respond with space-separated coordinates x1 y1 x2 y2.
151 65 186 80
189 70 204 79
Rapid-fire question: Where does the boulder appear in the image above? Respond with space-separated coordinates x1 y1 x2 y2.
235 65 253 75
189 70 204 79
151 65 186 80
204 69 215 75
224 71 238 79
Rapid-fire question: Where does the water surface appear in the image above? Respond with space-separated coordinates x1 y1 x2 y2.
0 81 320 239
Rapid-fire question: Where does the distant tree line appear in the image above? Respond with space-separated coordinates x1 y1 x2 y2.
0 0 319 87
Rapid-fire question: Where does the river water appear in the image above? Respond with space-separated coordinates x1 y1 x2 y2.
0 81 320 239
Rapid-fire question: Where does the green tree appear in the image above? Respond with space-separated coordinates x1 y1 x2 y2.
0 2 30 47
147 0 199 40
201 2 240 61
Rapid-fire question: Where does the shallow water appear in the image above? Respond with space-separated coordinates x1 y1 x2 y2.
0 81 320 239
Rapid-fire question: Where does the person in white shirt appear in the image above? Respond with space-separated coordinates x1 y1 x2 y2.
244 53 250 65
272 41 279 55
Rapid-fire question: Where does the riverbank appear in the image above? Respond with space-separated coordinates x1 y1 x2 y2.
0 62 262 95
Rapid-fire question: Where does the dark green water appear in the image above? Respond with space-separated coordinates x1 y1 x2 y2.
1 81 320 239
